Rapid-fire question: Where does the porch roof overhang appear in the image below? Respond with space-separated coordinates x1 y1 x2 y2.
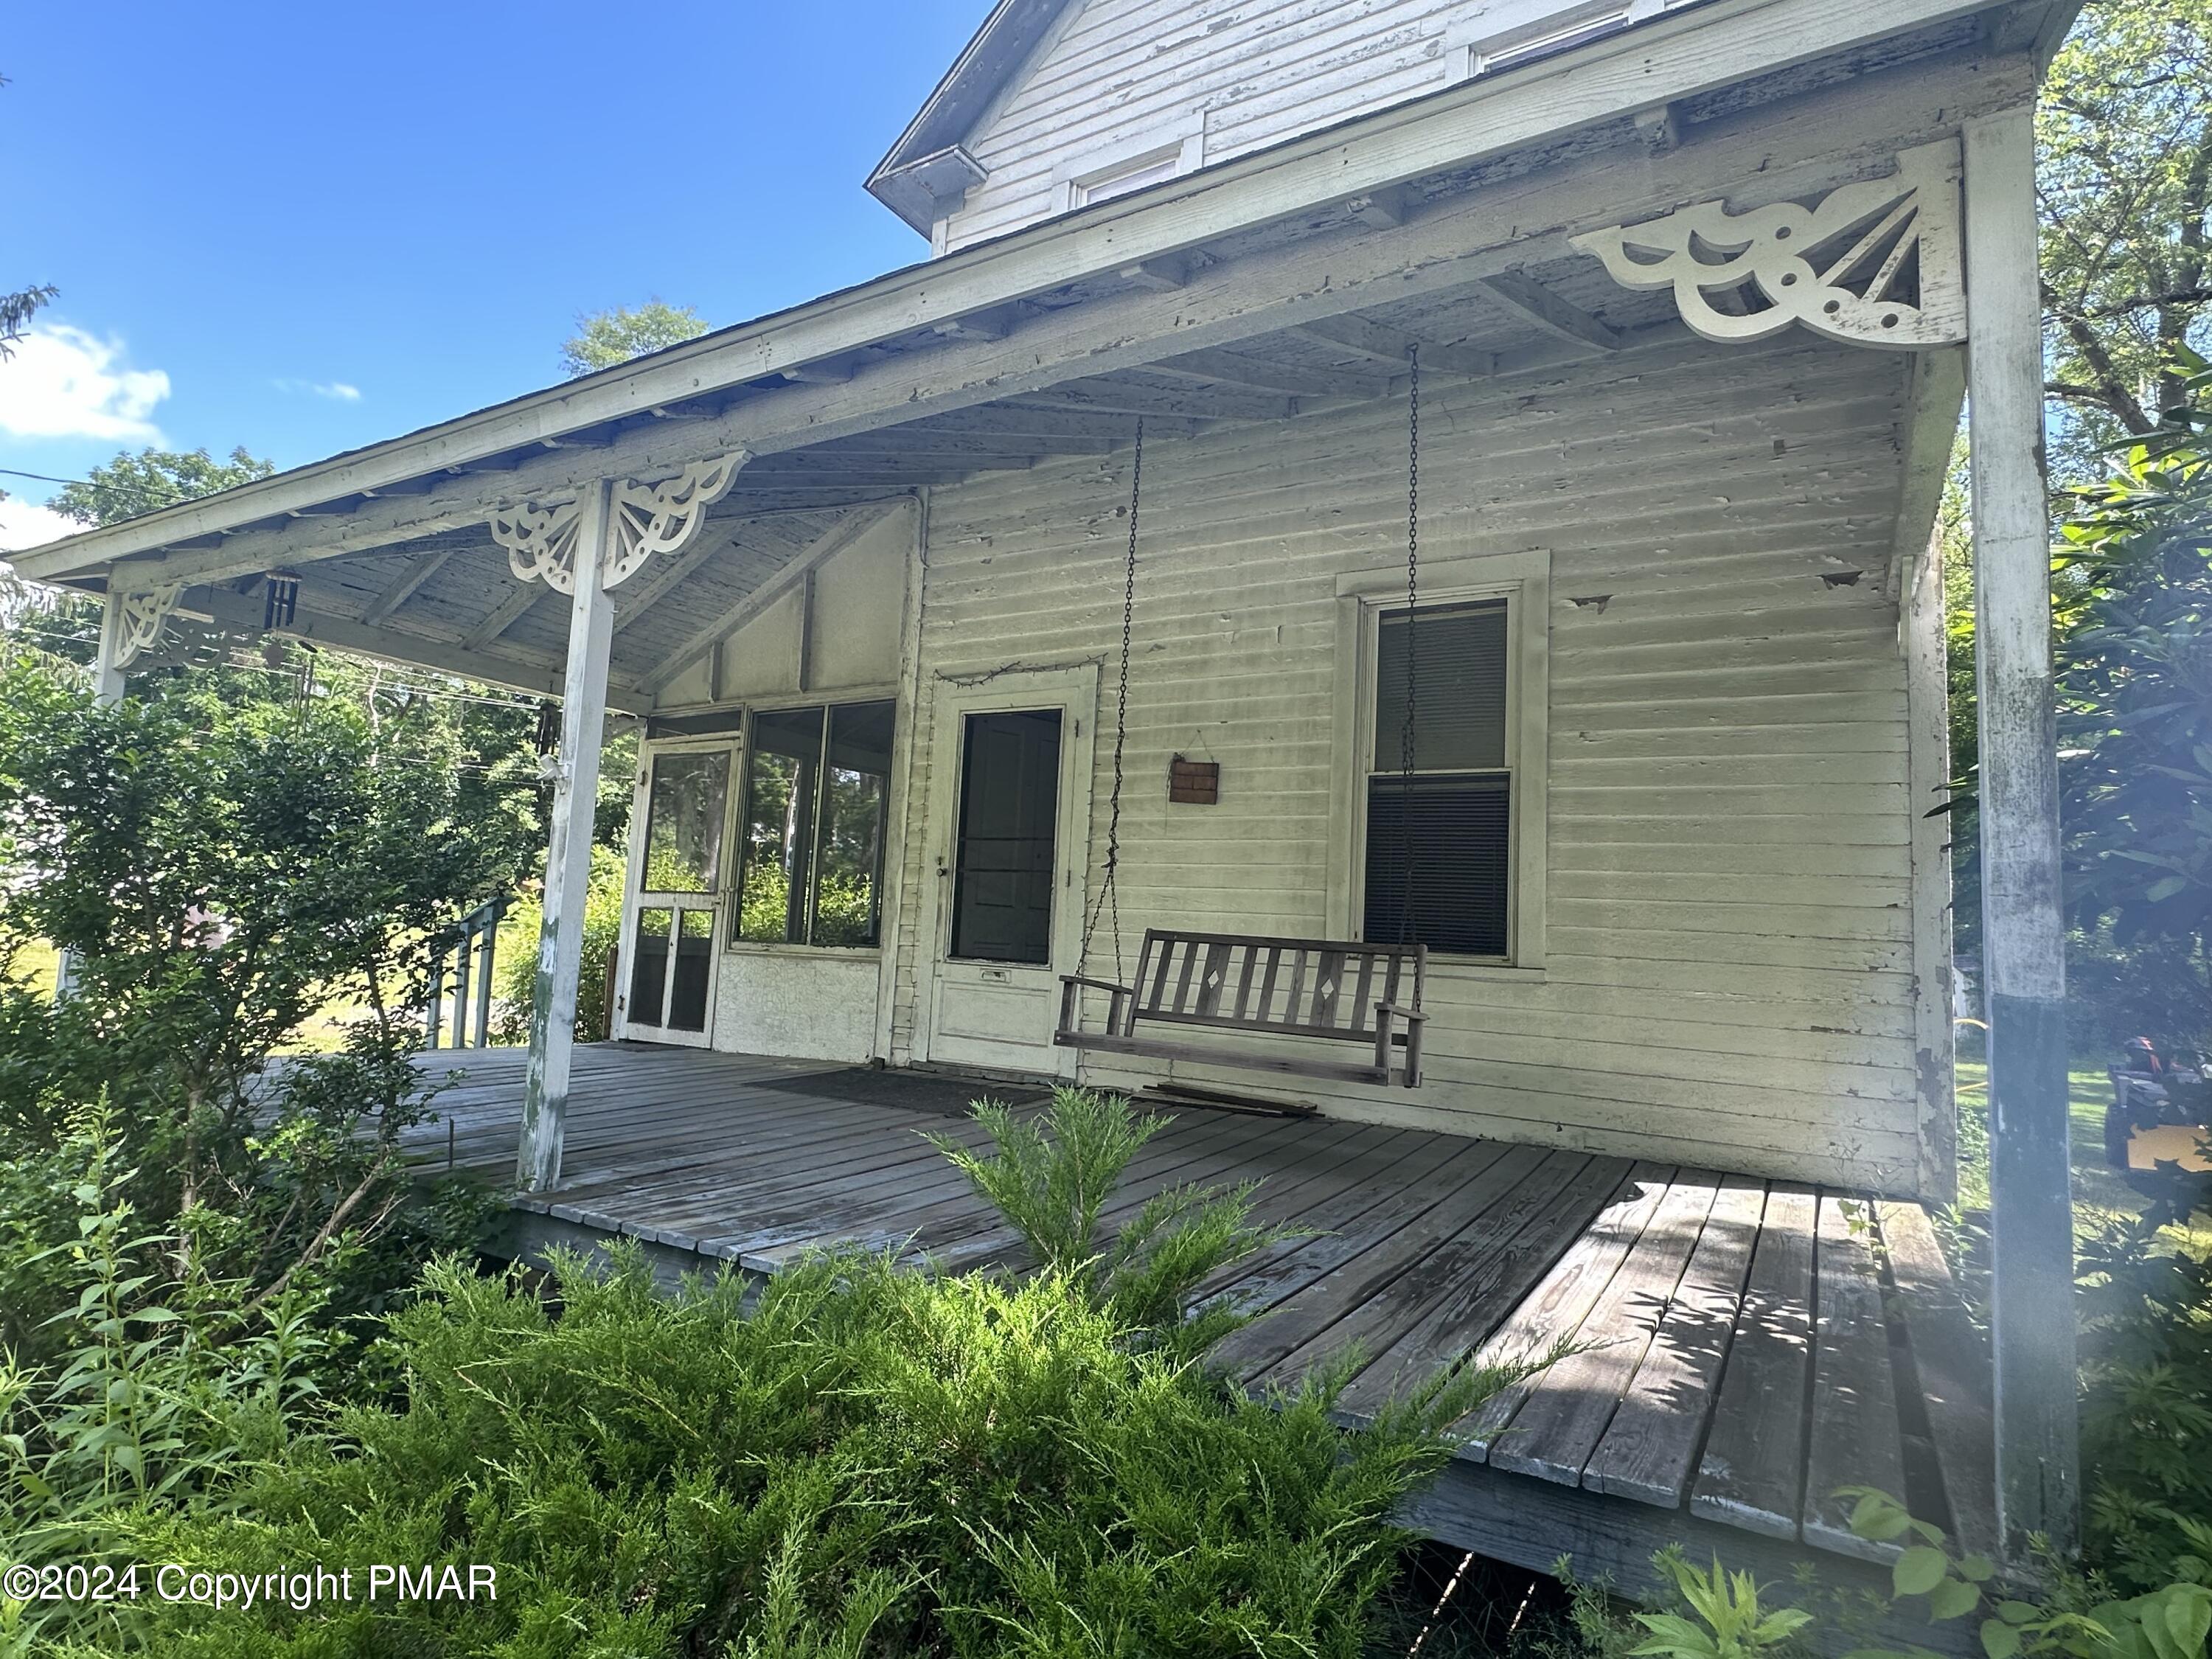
13 0 2073 709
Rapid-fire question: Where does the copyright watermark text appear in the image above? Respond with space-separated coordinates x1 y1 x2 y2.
4 1560 497 1609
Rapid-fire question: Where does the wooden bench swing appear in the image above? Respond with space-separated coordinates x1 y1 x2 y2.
1052 358 1435 1090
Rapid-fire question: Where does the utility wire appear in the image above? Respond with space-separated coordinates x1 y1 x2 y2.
0 465 200 510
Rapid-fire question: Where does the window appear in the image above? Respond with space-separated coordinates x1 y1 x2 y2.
734 700 895 947
1072 149 1181 208
1054 125 1204 215
1363 600 1513 957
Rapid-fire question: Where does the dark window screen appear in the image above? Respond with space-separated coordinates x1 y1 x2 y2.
1365 599 1513 957
1364 775 1511 956
950 709 1062 964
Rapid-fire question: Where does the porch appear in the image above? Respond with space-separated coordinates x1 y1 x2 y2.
411 1042 1999 1604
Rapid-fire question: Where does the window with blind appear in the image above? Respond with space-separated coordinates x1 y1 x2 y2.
1363 599 1512 956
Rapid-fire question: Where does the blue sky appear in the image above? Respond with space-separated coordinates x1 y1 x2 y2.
0 1 985 549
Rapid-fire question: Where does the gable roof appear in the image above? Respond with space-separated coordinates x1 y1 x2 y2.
866 0 1077 235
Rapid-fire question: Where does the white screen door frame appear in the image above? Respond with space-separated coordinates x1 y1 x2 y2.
915 664 1098 1078
615 736 739 1048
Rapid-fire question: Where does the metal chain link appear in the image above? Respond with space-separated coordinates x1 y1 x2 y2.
1080 417 1142 986
1399 347 1420 945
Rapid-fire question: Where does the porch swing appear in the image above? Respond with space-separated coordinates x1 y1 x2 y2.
1051 352 1430 1089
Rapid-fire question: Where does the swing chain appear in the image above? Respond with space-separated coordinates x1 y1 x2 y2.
1080 417 1142 987
1399 346 1420 945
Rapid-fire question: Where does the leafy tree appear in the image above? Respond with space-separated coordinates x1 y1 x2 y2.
48 445 276 528
0 663 521 1353
559 300 709 378
2053 355 2212 1022
0 279 56 358
2037 0 2212 471
0 72 55 358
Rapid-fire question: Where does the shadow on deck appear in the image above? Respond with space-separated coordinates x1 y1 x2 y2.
411 1042 1997 1612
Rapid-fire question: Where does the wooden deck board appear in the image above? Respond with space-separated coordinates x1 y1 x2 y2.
1803 1194 1909 1562
1690 1183 1817 1538
1877 1201 2000 1565
1226 1142 1556 1384
411 1043 1992 1572
1251 1146 1595 1393
1582 1176 1767 1508
1332 1152 1631 1421
1489 1170 1722 1489
1458 1162 1675 1461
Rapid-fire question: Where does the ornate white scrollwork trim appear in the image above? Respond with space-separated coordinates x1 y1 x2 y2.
1570 142 1964 350
605 451 748 588
487 450 750 595
111 585 183 668
490 500 587 594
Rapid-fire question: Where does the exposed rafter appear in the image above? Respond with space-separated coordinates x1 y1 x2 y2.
1478 272 1624 352
1011 378 1295 422
360 549 456 625
1152 348 1395 400
1290 316 1497 378
462 582 549 652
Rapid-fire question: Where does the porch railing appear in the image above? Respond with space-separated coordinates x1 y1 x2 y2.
425 895 512 1050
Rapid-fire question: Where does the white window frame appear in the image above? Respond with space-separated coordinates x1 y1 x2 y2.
1327 548 1550 971
1051 117 1205 215
1444 0 1679 84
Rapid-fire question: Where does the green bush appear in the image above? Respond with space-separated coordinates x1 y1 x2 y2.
495 844 627 1044
0 665 511 1363
6 1089 1500 1657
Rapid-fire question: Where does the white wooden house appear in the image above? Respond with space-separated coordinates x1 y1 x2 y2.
18 0 2082 1582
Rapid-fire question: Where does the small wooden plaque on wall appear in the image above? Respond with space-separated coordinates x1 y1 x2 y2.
1168 755 1220 805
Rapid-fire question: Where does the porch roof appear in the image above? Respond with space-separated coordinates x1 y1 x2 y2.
13 0 2069 706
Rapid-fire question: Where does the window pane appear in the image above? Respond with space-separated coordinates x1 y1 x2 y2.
812 701 894 947
951 709 1062 964
630 906 672 1025
641 751 728 894
1081 153 1178 205
667 909 714 1031
737 707 824 944
1364 774 1510 956
1374 601 1508 772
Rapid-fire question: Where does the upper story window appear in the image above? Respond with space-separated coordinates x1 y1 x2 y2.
1052 122 1205 218
1447 0 1697 83
1072 149 1183 208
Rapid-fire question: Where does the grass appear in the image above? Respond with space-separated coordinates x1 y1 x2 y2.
1954 1050 2212 1256
15 936 60 1000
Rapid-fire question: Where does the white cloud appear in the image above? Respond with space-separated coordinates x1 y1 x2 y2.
0 494 87 555
0 324 170 442
274 378 361 402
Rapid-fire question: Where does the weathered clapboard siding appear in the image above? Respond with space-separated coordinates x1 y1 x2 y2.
891 329 1937 1193
945 0 1656 249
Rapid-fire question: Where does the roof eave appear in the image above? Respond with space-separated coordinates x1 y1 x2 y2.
12 0 2034 586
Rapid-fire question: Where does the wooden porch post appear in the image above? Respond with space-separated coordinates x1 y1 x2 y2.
518 479 616 1193
1963 105 2078 1557
56 596 135 1000
91 594 129 705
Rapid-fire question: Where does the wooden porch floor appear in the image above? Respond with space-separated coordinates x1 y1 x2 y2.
409 1043 1997 1594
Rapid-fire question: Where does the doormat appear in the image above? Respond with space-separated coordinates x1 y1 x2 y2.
748 1067 1048 1119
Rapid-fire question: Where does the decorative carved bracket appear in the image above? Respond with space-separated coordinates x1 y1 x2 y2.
489 450 751 594
110 585 183 668
1571 142 1964 349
